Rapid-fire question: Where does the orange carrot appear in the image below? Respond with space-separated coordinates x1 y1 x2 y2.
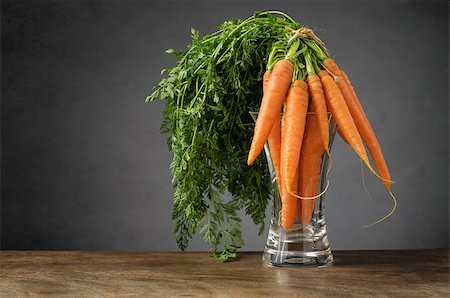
247 59 294 165
298 111 324 225
324 58 391 189
280 102 299 230
318 70 373 172
281 164 298 230
263 70 271 91
281 80 309 195
264 71 282 194
330 117 350 144
341 69 391 189
307 74 329 153
337 126 350 144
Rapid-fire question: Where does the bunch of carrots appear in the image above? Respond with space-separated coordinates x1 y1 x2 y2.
247 28 395 230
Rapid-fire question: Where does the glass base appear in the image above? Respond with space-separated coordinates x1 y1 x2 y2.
262 221 333 268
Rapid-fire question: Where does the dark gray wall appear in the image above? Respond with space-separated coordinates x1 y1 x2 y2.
1 0 448 251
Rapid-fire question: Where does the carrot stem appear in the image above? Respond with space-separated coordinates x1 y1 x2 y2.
305 39 328 60
285 40 301 61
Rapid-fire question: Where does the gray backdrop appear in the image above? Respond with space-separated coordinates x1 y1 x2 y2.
1 0 448 251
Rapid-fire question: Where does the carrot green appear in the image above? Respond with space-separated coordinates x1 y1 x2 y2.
147 12 301 261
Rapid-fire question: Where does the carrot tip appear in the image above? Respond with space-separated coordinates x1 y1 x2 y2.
247 154 255 166
362 158 395 189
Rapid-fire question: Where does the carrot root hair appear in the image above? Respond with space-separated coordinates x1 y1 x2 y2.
288 179 330 201
360 159 376 205
320 62 342 82
363 189 398 228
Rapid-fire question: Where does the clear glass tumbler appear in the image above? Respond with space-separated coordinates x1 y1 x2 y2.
250 112 336 268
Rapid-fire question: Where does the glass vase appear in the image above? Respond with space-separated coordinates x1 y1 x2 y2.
250 112 336 268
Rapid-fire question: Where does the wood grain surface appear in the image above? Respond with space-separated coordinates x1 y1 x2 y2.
0 249 448 297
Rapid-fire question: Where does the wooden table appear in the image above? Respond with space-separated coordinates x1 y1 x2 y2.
0 249 448 297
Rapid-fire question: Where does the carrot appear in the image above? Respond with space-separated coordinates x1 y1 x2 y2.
263 70 271 91
281 162 298 230
281 80 309 195
318 70 374 172
264 71 282 194
280 104 299 230
307 74 329 153
323 58 391 189
281 171 298 231
337 126 350 144
329 117 350 145
247 59 294 165
298 110 324 225
341 69 391 190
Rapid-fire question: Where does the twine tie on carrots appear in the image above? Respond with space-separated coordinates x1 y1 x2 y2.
288 27 328 55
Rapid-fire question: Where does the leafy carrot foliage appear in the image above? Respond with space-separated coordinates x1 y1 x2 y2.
147 12 300 261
